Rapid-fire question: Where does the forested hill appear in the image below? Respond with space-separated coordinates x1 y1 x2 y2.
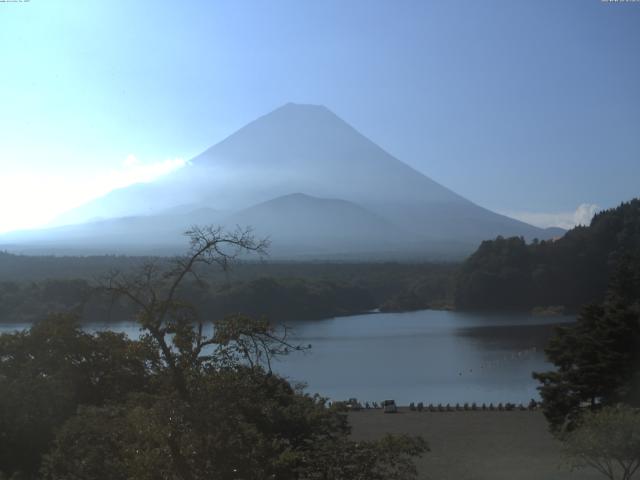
455 199 640 311
0 256 456 323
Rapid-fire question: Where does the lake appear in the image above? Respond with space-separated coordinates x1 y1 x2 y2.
0 310 571 405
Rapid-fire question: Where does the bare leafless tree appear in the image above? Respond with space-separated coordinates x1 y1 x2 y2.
563 405 640 480
101 225 306 398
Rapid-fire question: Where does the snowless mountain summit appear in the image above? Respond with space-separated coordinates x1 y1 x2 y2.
4 103 561 258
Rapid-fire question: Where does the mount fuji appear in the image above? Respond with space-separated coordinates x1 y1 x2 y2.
0 103 562 258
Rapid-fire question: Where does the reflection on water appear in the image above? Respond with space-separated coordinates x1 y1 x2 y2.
0 310 573 405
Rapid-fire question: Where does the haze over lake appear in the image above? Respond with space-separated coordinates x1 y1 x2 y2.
0 310 571 405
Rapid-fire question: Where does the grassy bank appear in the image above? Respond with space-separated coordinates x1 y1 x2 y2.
349 409 601 480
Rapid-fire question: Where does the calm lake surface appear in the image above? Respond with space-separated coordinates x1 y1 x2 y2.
0 310 572 405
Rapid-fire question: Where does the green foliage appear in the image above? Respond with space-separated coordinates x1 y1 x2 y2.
455 236 533 310
1 228 428 479
533 299 640 431
562 405 640 480
40 370 429 480
0 279 92 322
533 249 640 432
1 317 428 480
199 276 376 321
0 314 153 478
0 262 457 324
456 199 640 311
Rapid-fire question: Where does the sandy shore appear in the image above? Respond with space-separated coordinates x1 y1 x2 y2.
349 409 601 480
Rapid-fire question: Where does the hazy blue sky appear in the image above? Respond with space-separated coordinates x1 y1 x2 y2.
0 0 638 232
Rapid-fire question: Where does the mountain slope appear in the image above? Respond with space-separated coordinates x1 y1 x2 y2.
5 103 561 257
0 208 223 255
188 103 549 243
223 193 405 257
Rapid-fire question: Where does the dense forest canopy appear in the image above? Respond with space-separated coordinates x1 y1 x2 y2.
533 250 640 433
0 259 456 324
455 199 640 311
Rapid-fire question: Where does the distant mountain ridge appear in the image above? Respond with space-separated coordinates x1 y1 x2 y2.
227 193 403 256
1 103 563 258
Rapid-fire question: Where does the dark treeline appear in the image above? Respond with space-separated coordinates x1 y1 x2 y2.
533 248 640 432
0 258 456 323
455 199 640 311
0 251 144 282
6 197 638 324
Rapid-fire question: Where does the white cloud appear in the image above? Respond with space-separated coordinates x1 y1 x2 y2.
123 153 140 168
502 203 599 230
572 203 600 227
0 155 188 234
112 156 187 188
